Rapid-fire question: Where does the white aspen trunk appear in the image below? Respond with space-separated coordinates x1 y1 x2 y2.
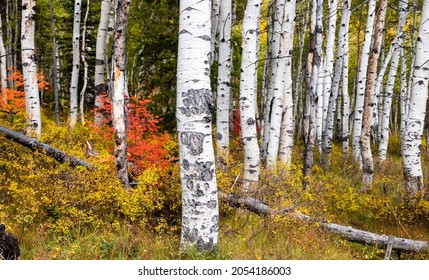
321 0 350 165
211 0 221 65
94 0 111 128
70 0 82 128
21 0 41 136
293 1 309 124
322 0 338 133
262 0 284 161
352 0 376 162
316 58 325 155
79 0 91 124
402 0 429 195
112 0 131 190
240 0 261 189
378 0 409 162
216 0 232 168
360 0 387 190
303 0 323 182
177 0 219 250
341 1 351 155
266 0 287 168
278 0 296 166
400 48 407 151
0 14 7 104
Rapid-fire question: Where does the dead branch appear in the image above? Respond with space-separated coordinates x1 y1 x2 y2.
219 191 429 253
0 125 93 168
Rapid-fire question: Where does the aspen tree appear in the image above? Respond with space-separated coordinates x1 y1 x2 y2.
352 0 376 162
21 0 41 135
177 0 219 250
216 0 233 168
360 0 387 189
94 0 112 128
70 0 82 128
240 0 261 189
402 0 429 196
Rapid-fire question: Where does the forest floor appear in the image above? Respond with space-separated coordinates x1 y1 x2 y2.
1 114 429 260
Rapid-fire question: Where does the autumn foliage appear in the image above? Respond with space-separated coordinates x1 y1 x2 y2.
0 68 49 113
90 94 174 175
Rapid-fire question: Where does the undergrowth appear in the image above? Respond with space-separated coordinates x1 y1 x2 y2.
1 97 429 259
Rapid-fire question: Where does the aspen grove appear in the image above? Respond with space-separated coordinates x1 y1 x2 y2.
1 0 429 259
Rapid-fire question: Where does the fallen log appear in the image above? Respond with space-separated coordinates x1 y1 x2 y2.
0 125 93 168
219 191 429 253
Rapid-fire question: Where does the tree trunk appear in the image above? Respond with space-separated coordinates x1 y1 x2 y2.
322 0 338 133
239 0 261 190
79 0 91 124
219 191 429 253
21 0 41 136
177 0 219 251
303 0 323 183
352 0 376 163
265 0 287 168
216 0 232 169
0 125 93 168
70 0 82 128
378 0 409 163
112 0 131 190
402 0 429 196
278 0 296 167
49 0 60 125
94 0 112 128
360 0 388 190
0 13 8 104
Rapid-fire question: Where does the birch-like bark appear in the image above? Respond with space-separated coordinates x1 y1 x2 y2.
278 0 296 166
303 0 323 182
177 0 219 251
316 58 325 154
321 0 350 165
94 0 111 128
79 0 91 124
216 0 232 168
352 0 376 162
402 0 429 195
211 0 221 65
49 0 60 125
0 14 7 104
70 0 82 128
262 0 284 161
322 0 338 133
240 0 261 189
399 48 407 151
378 0 409 162
21 0 41 136
293 1 309 121
112 0 131 190
341 0 351 155
360 0 387 189
265 0 287 168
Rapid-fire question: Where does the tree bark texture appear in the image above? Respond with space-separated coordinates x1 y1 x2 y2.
216 0 232 168
239 0 261 190
360 0 388 189
352 0 376 162
177 0 219 251
21 0 42 136
112 0 131 190
70 0 82 128
402 0 429 195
